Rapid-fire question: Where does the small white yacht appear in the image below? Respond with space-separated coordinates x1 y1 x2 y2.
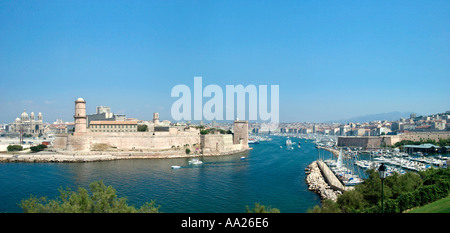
188 158 203 165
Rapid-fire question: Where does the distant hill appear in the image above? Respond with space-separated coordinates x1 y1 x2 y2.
328 111 417 124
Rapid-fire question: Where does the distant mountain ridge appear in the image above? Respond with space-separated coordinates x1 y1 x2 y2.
327 111 417 124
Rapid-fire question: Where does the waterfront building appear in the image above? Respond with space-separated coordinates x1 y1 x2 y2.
431 121 446 130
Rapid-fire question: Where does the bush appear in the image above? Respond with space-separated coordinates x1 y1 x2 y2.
200 129 210 135
137 124 148 132
185 148 191 154
30 144 47 153
7 145 23 152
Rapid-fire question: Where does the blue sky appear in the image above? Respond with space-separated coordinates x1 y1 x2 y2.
0 0 449 123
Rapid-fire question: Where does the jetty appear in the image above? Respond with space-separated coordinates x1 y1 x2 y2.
316 160 347 192
306 160 353 201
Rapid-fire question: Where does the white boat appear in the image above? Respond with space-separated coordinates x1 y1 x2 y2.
286 138 293 146
188 158 203 165
343 177 364 186
325 159 337 167
248 139 259 144
240 156 246 160
171 165 181 169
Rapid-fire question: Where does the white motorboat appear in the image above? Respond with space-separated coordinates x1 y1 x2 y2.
171 165 181 169
188 158 203 165
343 177 364 186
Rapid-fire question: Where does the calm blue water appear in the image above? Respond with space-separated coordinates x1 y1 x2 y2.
0 136 326 213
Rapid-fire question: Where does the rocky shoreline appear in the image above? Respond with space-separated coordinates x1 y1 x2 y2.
305 161 342 202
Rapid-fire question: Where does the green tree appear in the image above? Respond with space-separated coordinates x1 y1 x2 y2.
137 124 148 132
20 180 160 213
7 145 23 152
200 129 210 135
185 148 191 154
246 203 280 213
336 189 366 213
355 169 391 205
30 144 47 153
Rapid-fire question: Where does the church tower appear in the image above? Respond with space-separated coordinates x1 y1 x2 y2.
74 97 87 135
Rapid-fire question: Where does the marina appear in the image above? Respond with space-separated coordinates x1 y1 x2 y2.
275 133 449 189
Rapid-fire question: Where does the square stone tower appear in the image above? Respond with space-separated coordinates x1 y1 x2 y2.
233 119 249 149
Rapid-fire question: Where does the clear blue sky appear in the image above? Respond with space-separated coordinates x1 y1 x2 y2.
1 0 449 123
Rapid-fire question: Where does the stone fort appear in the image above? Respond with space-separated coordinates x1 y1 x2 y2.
54 98 249 156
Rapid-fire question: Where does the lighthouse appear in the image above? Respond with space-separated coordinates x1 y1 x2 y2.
74 97 87 135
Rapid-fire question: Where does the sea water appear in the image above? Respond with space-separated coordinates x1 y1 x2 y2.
0 136 325 213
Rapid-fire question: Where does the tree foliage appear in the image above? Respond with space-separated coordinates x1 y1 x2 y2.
30 144 47 153
7 145 23 152
20 180 160 213
246 202 280 213
137 124 148 132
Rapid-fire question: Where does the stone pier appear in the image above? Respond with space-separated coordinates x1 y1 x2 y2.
306 161 342 201
316 160 347 193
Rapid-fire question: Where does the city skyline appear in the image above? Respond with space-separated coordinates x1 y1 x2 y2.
1 1 449 123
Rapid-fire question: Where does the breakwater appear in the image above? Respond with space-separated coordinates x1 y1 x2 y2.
305 161 342 201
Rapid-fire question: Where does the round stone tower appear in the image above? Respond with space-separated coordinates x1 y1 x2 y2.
74 97 87 135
